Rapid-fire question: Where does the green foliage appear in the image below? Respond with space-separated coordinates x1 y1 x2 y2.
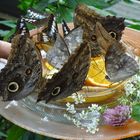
7 125 26 140
131 103 140 122
128 24 140 30
18 0 40 11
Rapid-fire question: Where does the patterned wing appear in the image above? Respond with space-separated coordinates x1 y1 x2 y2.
105 42 139 82
0 21 42 101
37 42 90 103
45 33 69 69
37 14 58 51
45 27 83 69
23 8 49 26
64 26 83 54
9 18 29 42
62 20 71 37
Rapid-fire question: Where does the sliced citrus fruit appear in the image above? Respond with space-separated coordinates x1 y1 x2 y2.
85 56 113 87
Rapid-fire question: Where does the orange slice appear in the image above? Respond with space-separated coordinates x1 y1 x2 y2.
85 56 113 87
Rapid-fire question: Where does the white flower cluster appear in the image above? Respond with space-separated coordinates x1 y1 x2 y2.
71 93 86 104
64 94 101 134
124 73 140 100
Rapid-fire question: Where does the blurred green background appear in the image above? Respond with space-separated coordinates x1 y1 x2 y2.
0 0 140 139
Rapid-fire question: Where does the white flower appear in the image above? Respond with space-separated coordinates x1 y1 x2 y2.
64 102 101 134
78 110 88 119
71 93 86 104
88 104 102 112
66 102 76 114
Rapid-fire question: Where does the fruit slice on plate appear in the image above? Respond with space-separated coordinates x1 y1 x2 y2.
85 56 113 87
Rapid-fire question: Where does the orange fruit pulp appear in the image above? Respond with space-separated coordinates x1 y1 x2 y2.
85 56 113 87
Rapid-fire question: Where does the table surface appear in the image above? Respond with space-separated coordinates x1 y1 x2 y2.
0 27 140 140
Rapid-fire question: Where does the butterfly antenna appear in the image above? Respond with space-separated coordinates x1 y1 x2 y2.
62 20 71 37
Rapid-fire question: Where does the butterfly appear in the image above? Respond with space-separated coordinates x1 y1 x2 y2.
74 3 125 57
0 18 42 101
37 42 90 103
23 8 49 26
95 22 139 82
36 14 58 52
45 26 83 70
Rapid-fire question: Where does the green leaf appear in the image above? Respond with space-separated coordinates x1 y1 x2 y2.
6 125 26 140
128 24 140 30
0 30 10 37
0 131 7 138
3 28 16 41
131 103 140 121
0 20 16 28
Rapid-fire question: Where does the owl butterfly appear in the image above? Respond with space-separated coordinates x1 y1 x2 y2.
74 3 125 57
36 14 58 52
45 26 83 70
0 18 42 101
37 42 90 103
95 22 139 82
23 8 49 26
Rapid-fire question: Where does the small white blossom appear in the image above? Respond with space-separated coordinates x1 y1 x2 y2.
71 93 86 104
64 102 101 134
79 110 88 119
88 104 102 112
66 102 76 114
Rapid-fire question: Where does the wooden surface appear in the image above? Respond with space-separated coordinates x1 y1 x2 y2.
0 27 140 140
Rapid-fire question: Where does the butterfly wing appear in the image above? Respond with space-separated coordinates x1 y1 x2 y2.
62 20 71 37
23 8 49 26
45 33 70 69
37 14 58 51
9 18 29 42
45 27 83 70
64 26 83 54
105 42 139 82
0 22 42 101
95 21 115 55
37 42 90 103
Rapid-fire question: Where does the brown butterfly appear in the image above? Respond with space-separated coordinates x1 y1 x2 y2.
37 42 90 103
95 22 139 82
0 18 42 101
36 14 58 52
74 3 125 57
23 8 49 26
